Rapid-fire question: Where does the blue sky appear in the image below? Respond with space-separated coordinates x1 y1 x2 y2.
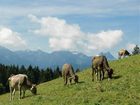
0 0 139 57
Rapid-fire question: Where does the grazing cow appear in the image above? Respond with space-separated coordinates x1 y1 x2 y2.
62 64 78 85
8 74 37 100
118 49 130 59
91 55 113 81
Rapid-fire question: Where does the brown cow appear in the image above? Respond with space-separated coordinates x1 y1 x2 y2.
91 55 113 81
118 49 130 59
8 74 37 100
62 64 78 85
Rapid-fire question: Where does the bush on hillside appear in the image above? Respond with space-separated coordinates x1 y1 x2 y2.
132 45 140 55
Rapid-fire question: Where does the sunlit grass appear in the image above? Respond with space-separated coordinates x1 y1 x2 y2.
0 55 140 105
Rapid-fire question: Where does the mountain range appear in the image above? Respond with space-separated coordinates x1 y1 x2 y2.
0 46 116 70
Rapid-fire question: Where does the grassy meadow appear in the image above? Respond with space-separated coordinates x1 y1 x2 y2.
0 55 140 105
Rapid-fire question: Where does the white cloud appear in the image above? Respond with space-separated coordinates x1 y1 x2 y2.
49 38 76 51
0 27 27 50
86 30 123 51
29 15 123 55
28 14 40 23
28 15 83 38
126 43 136 51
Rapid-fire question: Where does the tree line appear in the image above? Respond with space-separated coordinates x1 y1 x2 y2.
0 64 61 94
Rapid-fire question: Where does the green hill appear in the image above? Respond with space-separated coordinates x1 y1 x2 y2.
0 55 140 105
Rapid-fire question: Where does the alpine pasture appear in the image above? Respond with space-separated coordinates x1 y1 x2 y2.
0 55 140 105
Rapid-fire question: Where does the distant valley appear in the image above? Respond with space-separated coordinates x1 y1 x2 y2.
0 46 116 70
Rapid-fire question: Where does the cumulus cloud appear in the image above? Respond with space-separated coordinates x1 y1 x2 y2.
28 14 83 38
29 15 123 55
126 43 136 51
0 27 27 50
87 30 123 50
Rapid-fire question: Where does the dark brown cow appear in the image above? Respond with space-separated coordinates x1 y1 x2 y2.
91 55 113 81
62 64 78 85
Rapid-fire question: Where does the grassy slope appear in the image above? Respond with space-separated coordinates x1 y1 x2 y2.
0 55 140 105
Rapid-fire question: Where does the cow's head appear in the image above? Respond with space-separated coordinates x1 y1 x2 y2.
108 68 113 79
30 84 37 95
74 75 79 83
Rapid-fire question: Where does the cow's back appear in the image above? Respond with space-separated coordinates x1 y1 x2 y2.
92 56 104 67
9 74 28 89
62 64 74 77
119 49 126 55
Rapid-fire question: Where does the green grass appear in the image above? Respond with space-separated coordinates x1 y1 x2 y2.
0 55 140 105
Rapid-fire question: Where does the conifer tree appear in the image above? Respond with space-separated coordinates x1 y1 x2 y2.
132 45 140 55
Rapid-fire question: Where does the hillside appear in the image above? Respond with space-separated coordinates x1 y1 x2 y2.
0 55 140 105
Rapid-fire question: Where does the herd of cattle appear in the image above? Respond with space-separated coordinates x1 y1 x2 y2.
8 49 131 100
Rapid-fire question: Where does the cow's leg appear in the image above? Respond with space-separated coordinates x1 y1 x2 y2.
63 76 65 85
123 54 125 58
92 67 95 81
101 69 105 80
10 87 13 101
23 89 26 98
98 66 103 81
96 67 100 81
64 76 68 85
10 87 12 101
21 87 25 98
118 53 121 59
118 55 121 59
99 68 102 81
69 77 72 84
18 85 22 99
96 70 98 81
12 88 16 100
